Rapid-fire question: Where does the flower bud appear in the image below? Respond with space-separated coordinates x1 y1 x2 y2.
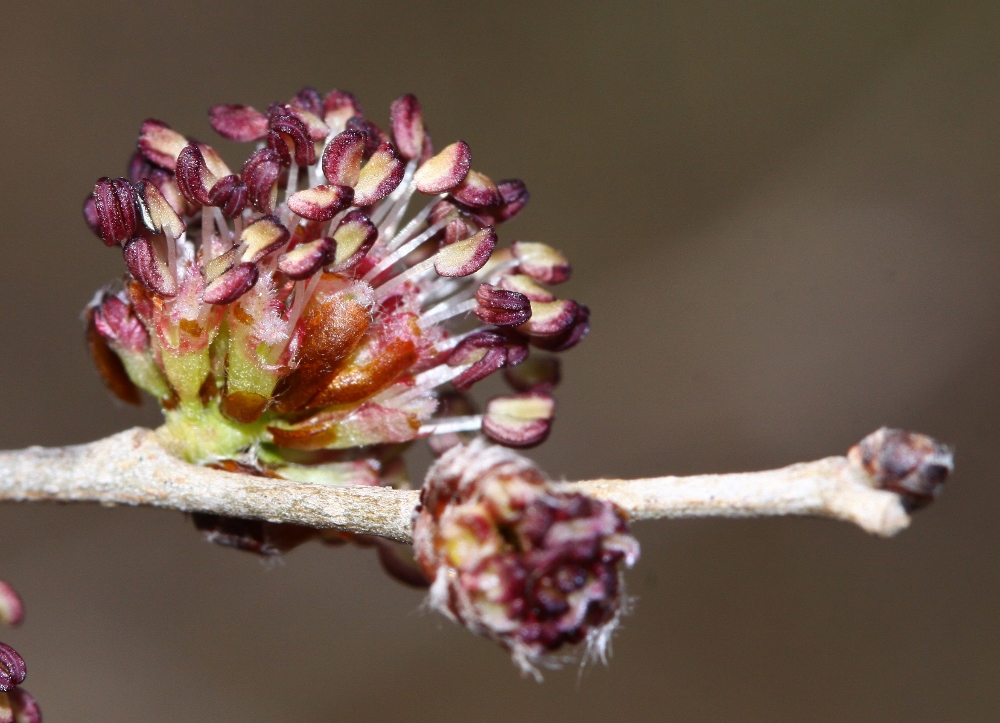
848 427 953 509
413 438 639 677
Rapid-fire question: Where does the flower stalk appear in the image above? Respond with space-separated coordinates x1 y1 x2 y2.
0 427 950 541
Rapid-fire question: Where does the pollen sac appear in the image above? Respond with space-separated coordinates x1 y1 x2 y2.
414 141 472 194
329 211 377 271
390 93 425 160
322 129 366 187
322 89 363 131
278 237 335 280
518 299 579 338
124 236 178 297
491 179 531 223
530 305 590 352
203 262 258 305
82 194 102 237
5 688 40 723
512 241 571 285
138 119 188 170
242 147 284 213
137 180 185 239
290 86 324 117
93 177 139 246
413 438 639 676
504 355 560 394
498 274 554 302
448 330 527 392
208 174 248 219
434 227 497 277
287 184 353 221
268 109 316 166
239 215 289 263
0 643 25 693
451 170 501 208
475 284 532 326
175 144 218 206
848 428 953 510
0 583 23 628
209 104 269 142
482 393 555 448
353 142 405 206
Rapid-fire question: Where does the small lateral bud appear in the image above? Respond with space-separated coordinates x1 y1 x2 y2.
0 644 25 693
209 104 269 142
0 583 23 628
414 141 472 194
474 284 532 327
482 392 554 447
413 438 639 677
848 428 953 509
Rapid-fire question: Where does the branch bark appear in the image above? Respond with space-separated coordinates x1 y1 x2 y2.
0 427 948 542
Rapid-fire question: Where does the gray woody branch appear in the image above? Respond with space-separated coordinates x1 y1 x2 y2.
0 427 951 543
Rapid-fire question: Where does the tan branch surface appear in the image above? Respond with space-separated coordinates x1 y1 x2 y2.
0 427 948 542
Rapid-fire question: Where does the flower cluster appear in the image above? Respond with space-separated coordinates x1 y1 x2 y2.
0 581 40 723
413 438 639 677
85 87 588 471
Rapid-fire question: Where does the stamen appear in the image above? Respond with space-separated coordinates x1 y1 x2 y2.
374 256 434 299
383 194 443 253
363 218 448 283
419 415 483 436
419 297 478 328
371 160 416 228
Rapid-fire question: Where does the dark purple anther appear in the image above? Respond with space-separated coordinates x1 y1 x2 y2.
0 643 25 692
203 263 259 305
208 175 248 218
474 284 532 327
92 178 139 247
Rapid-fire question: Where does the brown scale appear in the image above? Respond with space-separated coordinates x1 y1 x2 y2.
271 281 372 413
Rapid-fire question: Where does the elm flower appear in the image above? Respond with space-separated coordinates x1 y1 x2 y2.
84 88 589 473
0 581 39 723
413 438 639 677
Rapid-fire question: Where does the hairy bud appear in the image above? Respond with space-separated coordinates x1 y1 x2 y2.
413 438 639 678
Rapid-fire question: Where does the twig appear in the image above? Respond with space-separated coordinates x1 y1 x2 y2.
0 427 950 542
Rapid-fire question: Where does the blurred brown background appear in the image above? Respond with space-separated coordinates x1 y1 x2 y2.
0 1 997 720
